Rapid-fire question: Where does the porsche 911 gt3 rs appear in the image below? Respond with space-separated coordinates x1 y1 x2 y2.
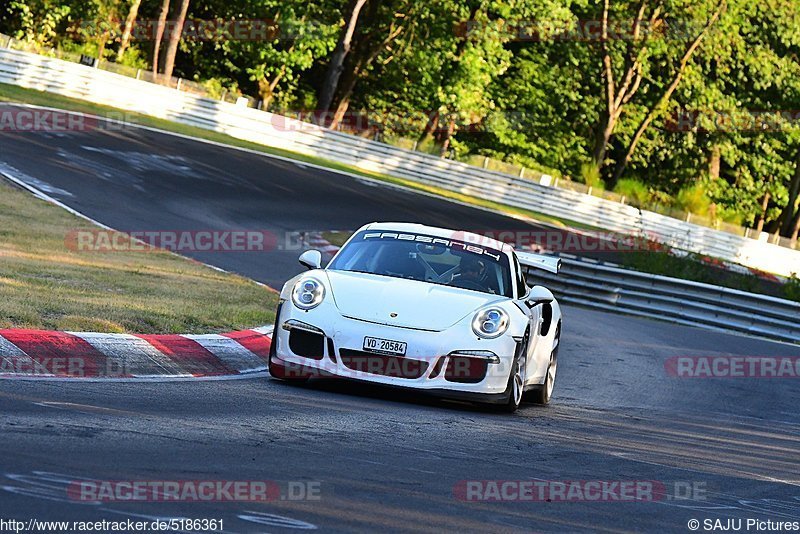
269 222 562 412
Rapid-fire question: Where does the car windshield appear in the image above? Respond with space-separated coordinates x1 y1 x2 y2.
328 230 513 297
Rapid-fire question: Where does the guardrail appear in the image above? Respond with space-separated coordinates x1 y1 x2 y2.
523 257 800 344
1 46 799 277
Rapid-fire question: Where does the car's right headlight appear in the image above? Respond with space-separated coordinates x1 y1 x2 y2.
291 278 325 310
471 307 509 339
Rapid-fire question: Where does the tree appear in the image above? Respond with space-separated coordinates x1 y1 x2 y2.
319 0 368 113
610 0 726 181
317 0 420 129
117 0 142 61
152 0 170 77
589 0 726 185
434 1 513 157
162 0 191 81
241 1 339 109
7 0 71 45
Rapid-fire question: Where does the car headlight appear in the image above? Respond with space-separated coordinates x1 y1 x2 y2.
472 308 509 339
291 278 325 310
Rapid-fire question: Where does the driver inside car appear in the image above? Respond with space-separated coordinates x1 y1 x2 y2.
450 256 485 290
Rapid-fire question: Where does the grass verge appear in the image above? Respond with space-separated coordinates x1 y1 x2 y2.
0 180 278 333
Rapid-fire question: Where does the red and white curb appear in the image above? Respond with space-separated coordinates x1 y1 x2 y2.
0 326 273 381
306 232 341 256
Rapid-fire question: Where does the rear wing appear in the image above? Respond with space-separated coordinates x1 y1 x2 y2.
516 252 561 275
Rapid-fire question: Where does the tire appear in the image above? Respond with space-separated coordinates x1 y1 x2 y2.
268 303 309 384
500 355 524 413
528 324 560 405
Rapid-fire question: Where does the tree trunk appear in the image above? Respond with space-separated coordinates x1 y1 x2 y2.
328 55 359 129
328 16 397 130
97 31 110 61
328 59 368 129
319 0 368 113
258 67 287 109
152 0 170 78
257 79 273 109
791 212 800 245
708 144 721 180
417 112 439 145
431 5 480 159
162 0 190 82
755 192 770 233
439 116 457 158
117 0 142 61
592 115 616 174
591 0 651 182
780 148 800 236
331 98 351 130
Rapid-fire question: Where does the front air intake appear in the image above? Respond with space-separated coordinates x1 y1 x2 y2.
288 329 325 360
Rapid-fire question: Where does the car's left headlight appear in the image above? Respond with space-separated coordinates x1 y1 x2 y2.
472 307 509 339
291 278 325 310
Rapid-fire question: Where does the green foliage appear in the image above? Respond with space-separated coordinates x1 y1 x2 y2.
241 3 339 108
115 46 149 70
7 0 70 45
785 273 800 302
199 78 240 100
675 184 712 216
614 179 651 207
580 163 603 189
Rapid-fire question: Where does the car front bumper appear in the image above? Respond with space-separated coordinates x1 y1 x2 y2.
272 301 519 399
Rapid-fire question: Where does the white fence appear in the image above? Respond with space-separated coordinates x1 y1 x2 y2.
1 46 799 277
523 257 800 344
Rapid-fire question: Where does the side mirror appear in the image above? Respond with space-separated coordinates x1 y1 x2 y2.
299 250 322 270
525 285 554 308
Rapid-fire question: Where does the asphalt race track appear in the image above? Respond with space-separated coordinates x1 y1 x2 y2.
1 106 800 532
0 104 595 289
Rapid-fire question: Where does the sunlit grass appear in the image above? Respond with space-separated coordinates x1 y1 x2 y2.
0 181 277 333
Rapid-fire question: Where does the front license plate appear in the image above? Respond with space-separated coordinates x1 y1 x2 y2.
363 337 407 356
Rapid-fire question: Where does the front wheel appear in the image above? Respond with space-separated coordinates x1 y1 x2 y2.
527 325 560 405
500 356 525 413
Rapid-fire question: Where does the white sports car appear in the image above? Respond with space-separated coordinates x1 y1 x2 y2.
269 222 562 412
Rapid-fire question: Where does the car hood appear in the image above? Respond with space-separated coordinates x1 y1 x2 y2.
325 270 504 331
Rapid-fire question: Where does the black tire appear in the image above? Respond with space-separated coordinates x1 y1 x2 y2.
500 356 524 413
528 325 560 405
